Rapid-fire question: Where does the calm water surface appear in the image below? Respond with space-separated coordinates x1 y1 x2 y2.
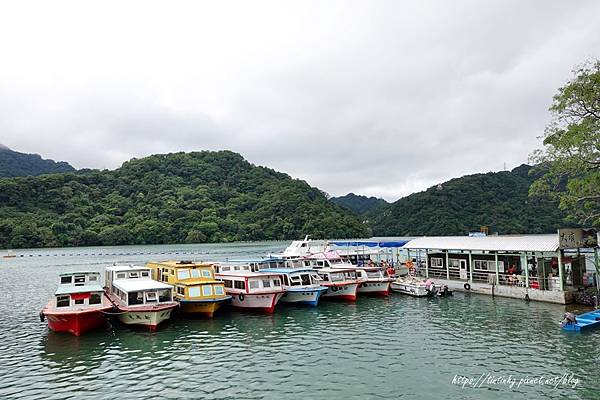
1 242 599 400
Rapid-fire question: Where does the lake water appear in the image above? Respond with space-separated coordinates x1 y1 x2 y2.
1 242 599 400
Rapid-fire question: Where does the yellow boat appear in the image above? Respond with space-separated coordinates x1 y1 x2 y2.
146 260 231 317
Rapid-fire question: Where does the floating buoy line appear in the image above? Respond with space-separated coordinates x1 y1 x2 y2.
3 248 284 259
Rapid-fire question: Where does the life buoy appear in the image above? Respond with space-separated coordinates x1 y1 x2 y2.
239 293 245 302
464 283 471 291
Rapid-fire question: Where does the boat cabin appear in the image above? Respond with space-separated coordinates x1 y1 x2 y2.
105 265 173 307
260 268 322 287
216 271 284 294
54 272 104 309
302 251 355 269
146 260 217 284
316 268 358 284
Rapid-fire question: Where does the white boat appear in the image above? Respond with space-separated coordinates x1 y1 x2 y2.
390 276 436 297
104 265 178 330
214 266 285 313
354 267 393 296
259 268 327 306
315 267 360 301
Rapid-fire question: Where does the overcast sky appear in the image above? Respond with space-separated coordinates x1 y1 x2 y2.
1 1 599 201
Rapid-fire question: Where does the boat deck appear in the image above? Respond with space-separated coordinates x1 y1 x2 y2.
562 309 600 332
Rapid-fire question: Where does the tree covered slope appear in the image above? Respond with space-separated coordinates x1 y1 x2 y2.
0 151 369 248
368 164 571 236
330 193 388 215
0 145 75 177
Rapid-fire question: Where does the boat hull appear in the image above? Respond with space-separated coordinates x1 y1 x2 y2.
117 308 175 330
358 281 391 296
280 288 326 306
390 282 431 297
179 297 230 317
322 283 358 302
44 308 110 336
229 292 284 313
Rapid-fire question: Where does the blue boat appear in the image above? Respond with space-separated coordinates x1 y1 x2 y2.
561 310 600 332
260 268 327 306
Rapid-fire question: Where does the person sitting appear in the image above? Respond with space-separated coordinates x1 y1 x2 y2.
507 265 517 275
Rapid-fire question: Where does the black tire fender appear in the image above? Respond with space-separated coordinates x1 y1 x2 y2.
464 283 471 291
239 293 245 302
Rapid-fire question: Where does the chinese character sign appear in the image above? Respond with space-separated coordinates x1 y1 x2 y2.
558 228 599 249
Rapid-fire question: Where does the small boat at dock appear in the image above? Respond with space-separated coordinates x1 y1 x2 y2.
3 250 16 258
40 272 112 336
390 276 436 297
260 268 327 306
104 265 178 330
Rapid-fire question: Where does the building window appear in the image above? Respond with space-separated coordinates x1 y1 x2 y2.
431 258 443 267
56 295 70 307
89 293 101 305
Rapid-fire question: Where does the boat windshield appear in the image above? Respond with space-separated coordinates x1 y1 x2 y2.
330 272 347 282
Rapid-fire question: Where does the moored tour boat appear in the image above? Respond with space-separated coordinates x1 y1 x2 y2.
104 265 178 330
214 266 285 313
315 267 360 301
41 272 112 336
390 276 435 297
3 250 16 258
146 260 231 317
354 267 393 296
260 268 327 306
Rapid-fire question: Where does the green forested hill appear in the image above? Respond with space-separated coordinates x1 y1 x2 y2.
368 164 571 236
0 145 75 177
330 193 387 215
0 151 369 248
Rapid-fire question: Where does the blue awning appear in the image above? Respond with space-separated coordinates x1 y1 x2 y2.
330 240 409 248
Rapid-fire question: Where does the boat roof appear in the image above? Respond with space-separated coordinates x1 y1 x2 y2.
259 268 316 274
112 279 172 292
55 284 104 295
216 271 283 278
305 251 343 260
330 240 410 248
316 267 355 273
106 265 151 272
225 257 287 263
403 234 560 252
148 260 214 268
58 271 100 276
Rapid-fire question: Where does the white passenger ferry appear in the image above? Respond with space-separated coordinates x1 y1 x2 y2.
104 265 178 330
259 268 327 306
315 267 360 301
214 264 285 313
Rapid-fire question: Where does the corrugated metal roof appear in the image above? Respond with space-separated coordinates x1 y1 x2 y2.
403 234 559 252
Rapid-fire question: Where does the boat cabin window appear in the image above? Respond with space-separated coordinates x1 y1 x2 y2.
221 266 231 272
89 275 98 282
222 279 233 288
129 272 139 279
214 285 224 295
159 289 171 302
262 279 271 288
320 273 329 281
301 274 310 285
141 271 149 277
234 281 245 290
202 270 211 277
430 258 443 267
234 266 240 271
290 275 301 286
74 275 85 285
117 273 126 279
176 286 185 295
60 276 72 284
74 299 84 305
128 291 144 305
249 280 260 289
188 286 201 297
177 269 191 280
317 261 325 267
56 295 70 307
89 293 101 305
272 279 281 287
304 261 311 267
367 271 381 278
282 275 290 286
190 269 201 278
145 292 158 303
202 285 212 296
